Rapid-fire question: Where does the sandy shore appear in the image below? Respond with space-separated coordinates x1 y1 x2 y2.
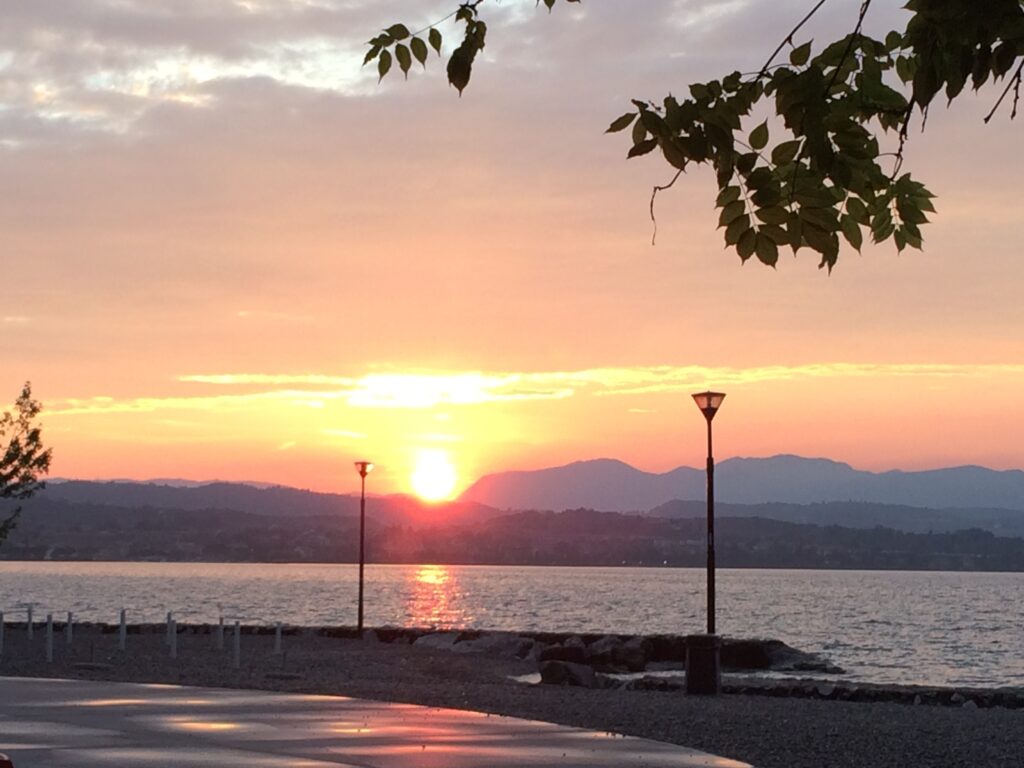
0 624 1021 768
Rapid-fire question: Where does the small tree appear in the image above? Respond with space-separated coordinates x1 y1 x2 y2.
0 383 53 544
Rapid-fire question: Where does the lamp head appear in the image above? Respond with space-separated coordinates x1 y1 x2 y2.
691 391 726 422
353 461 374 478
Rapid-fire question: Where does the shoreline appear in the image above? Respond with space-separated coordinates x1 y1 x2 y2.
4 557 1024 575
0 623 1021 767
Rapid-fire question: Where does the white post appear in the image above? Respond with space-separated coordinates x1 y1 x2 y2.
45 613 53 663
273 622 282 655
119 609 127 651
233 621 240 669
165 611 172 646
0 611 5 657
169 617 177 659
216 616 224 650
27 606 33 640
66 611 73 646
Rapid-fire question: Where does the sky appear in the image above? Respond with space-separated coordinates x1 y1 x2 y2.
2 0 1022 498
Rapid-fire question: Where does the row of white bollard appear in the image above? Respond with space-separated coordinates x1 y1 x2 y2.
0 608 285 666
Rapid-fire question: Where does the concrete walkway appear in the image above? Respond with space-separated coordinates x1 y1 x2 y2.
0 677 750 767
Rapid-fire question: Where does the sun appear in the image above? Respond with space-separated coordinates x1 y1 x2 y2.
410 449 458 502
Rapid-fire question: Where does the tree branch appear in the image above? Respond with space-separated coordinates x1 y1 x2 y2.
984 59 1024 124
650 170 684 245
756 0 831 79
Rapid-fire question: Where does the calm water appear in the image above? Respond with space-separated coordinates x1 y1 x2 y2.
0 561 1021 688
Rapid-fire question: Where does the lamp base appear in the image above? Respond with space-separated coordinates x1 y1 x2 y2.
685 633 722 695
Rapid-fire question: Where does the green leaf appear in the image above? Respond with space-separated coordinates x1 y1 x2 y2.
377 49 392 81
749 121 769 150
737 228 757 261
755 206 789 225
411 37 428 67
799 206 839 232
428 27 443 54
627 138 658 158
661 139 689 171
718 200 746 227
758 224 789 245
789 41 812 67
755 233 779 266
631 116 648 145
363 44 381 66
735 153 757 175
803 222 839 256
845 197 869 225
840 214 863 251
385 24 410 41
716 186 741 206
606 112 637 133
751 187 781 207
725 215 750 245
771 140 802 165
395 43 412 77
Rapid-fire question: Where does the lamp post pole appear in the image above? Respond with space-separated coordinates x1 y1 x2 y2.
354 461 374 634
704 414 716 635
688 391 725 695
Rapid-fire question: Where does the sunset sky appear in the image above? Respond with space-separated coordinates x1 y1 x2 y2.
2 0 1022 498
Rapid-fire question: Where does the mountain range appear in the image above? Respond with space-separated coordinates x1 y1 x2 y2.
459 454 1024 512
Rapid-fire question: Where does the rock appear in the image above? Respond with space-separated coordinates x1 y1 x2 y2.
815 684 836 699
451 632 533 658
586 636 622 668
618 637 651 671
538 643 588 664
962 699 978 709
565 635 586 650
951 692 966 705
913 694 923 706
647 634 688 663
361 629 381 643
539 660 598 688
412 632 460 650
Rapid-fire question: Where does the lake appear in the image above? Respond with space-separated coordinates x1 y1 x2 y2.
0 561 1021 688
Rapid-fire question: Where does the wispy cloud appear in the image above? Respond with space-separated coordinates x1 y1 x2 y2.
46 363 1024 419
321 428 366 441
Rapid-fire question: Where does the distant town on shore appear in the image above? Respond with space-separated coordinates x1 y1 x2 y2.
4 456 1024 571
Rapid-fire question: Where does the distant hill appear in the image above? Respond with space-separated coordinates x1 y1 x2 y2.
460 455 1024 512
31 481 501 527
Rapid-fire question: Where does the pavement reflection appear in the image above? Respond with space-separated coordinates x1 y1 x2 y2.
0 677 750 767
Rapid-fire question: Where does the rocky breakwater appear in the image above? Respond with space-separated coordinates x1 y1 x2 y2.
532 634 843 688
366 627 841 687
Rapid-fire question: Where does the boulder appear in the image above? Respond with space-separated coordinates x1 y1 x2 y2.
538 643 588 664
451 632 534 658
539 660 598 688
412 632 460 650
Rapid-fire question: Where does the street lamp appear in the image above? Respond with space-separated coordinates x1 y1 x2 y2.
691 391 725 635
687 391 725 695
353 461 374 634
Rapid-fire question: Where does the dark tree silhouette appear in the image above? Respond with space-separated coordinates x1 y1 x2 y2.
1 382 53 544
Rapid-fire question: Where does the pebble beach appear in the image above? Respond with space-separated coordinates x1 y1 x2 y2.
1 623 1021 768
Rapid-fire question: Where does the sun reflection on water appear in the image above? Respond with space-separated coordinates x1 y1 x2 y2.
405 565 471 627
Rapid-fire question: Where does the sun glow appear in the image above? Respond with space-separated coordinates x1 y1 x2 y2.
411 449 458 502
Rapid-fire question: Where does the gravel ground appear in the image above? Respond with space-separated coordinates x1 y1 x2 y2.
1 624 1021 768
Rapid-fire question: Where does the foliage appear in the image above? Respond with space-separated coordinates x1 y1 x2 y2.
367 0 1023 270
0 382 52 544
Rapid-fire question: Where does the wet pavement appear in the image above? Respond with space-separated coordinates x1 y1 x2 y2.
0 677 750 767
